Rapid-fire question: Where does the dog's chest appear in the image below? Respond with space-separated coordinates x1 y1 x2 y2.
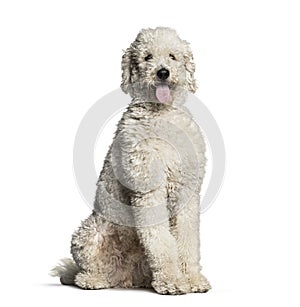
159 109 206 202
123 106 206 200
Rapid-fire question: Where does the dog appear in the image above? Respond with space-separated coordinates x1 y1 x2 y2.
51 27 211 295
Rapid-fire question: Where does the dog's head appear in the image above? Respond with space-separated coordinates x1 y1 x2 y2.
121 27 196 104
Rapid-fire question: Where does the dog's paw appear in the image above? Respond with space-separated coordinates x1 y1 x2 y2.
152 277 189 295
188 273 211 293
74 272 110 290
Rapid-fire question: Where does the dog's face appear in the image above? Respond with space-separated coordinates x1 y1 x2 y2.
121 27 197 104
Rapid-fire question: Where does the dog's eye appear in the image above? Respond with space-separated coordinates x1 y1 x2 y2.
144 54 153 61
169 54 176 60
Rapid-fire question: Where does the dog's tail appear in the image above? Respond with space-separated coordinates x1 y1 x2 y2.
50 258 80 285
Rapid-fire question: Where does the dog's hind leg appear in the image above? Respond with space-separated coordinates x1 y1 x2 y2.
74 271 110 290
71 212 141 290
70 212 114 289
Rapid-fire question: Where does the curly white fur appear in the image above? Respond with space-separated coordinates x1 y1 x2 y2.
52 27 211 295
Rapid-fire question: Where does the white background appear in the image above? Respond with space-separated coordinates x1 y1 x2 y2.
1 0 300 306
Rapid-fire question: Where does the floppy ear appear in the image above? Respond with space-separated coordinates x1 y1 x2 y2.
121 48 132 94
183 42 197 93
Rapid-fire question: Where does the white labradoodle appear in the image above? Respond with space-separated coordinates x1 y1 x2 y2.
52 27 211 295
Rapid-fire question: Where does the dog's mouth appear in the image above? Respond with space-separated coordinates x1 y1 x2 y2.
155 83 171 103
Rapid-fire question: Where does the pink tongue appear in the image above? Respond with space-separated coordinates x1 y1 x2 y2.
156 85 170 103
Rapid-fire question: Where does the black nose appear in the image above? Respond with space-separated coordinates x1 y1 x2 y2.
157 68 170 80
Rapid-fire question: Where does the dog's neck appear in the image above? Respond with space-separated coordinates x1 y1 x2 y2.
129 99 173 113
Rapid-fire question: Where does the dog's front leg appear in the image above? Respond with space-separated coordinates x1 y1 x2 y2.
131 189 189 295
171 193 211 292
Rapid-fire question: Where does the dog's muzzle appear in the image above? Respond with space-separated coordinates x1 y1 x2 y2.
155 68 171 103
